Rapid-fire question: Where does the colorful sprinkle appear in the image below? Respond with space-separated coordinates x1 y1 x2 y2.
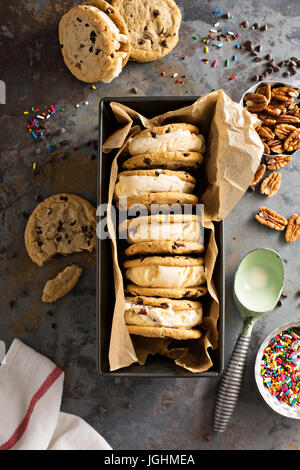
232 54 237 61
213 10 223 14
212 59 218 68
260 328 300 408
230 75 237 80
225 59 230 67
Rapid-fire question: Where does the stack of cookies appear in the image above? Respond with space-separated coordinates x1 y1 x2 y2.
59 0 182 83
114 123 207 341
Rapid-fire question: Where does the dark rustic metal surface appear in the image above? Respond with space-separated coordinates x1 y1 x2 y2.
1 0 300 450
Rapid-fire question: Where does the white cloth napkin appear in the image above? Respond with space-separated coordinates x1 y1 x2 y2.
0 339 111 450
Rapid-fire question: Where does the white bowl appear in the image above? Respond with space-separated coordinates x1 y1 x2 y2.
254 320 300 419
240 80 300 158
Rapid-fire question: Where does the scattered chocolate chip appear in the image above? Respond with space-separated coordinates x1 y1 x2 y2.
224 12 231 19
273 65 280 72
255 45 262 52
95 49 101 55
252 22 260 29
85 23 89 27
47 310 54 316
9 300 15 309
51 323 57 329
12 252 17 258
110 53 114 58
277 300 283 307
278 61 284 67
260 24 268 31
290 67 297 75
251 51 258 56
130 87 138 94
283 71 290 78
69 220 76 226
252 74 260 82
91 154 96 160
22 212 29 219
241 20 249 28
22 289 28 296
281 291 289 298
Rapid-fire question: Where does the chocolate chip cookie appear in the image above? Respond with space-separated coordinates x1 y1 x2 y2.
25 193 96 266
112 0 181 62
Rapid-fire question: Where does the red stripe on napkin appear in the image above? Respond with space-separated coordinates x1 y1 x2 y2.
0 366 63 450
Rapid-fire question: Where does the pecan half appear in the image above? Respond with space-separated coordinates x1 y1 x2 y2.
276 115 300 124
271 90 293 103
264 104 282 116
260 172 281 197
244 93 268 113
285 214 300 243
256 84 271 103
260 117 277 127
284 129 300 152
262 141 271 154
250 164 266 185
266 139 285 154
265 155 292 170
274 124 297 140
257 126 275 140
255 207 288 231
272 87 299 99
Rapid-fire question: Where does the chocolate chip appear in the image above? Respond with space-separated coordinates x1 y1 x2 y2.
252 22 260 29
160 303 169 308
130 87 138 94
143 157 151 164
56 235 62 242
290 67 297 75
95 49 101 55
281 291 289 298
161 39 168 47
136 297 143 305
80 44 85 48
110 53 114 58
172 242 184 248
22 212 29 219
89 46 94 53
153 10 160 17
85 23 89 27
265 54 272 61
252 74 260 81
38 241 43 247
255 45 262 52
260 24 268 31
47 208 53 216
278 61 284 67
155 170 162 176
51 323 57 329
106 7 113 13
251 51 258 56
9 300 15 309
273 65 280 72
183 152 190 156
98 405 106 414
82 225 88 233
60 44 64 49
150 131 156 138
138 39 145 45
138 308 147 315
70 220 76 226
283 71 290 78
277 300 283 307
144 26 148 31
77 17 82 22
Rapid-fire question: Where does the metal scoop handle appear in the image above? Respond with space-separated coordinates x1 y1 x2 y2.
214 332 251 432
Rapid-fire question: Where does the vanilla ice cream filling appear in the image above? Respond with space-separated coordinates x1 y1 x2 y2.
128 129 206 155
128 221 201 243
87 6 128 48
115 174 195 198
124 302 202 329
125 265 205 288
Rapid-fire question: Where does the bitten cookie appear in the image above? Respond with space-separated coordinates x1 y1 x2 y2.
126 284 208 299
128 123 206 155
42 265 83 303
25 193 96 266
122 151 204 170
59 1 130 83
124 256 205 288
112 0 181 62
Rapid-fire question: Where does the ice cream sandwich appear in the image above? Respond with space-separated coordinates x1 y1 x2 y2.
125 295 202 340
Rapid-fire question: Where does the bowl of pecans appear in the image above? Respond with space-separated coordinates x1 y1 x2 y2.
241 81 300 160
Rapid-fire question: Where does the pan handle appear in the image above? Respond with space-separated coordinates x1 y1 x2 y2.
213 332 251 432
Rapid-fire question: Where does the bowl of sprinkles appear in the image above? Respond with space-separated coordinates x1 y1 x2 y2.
255 321 300 418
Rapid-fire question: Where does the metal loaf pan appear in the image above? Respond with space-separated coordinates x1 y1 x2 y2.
97 96 224 377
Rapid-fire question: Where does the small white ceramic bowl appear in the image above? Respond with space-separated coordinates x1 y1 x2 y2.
254 320 300 419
